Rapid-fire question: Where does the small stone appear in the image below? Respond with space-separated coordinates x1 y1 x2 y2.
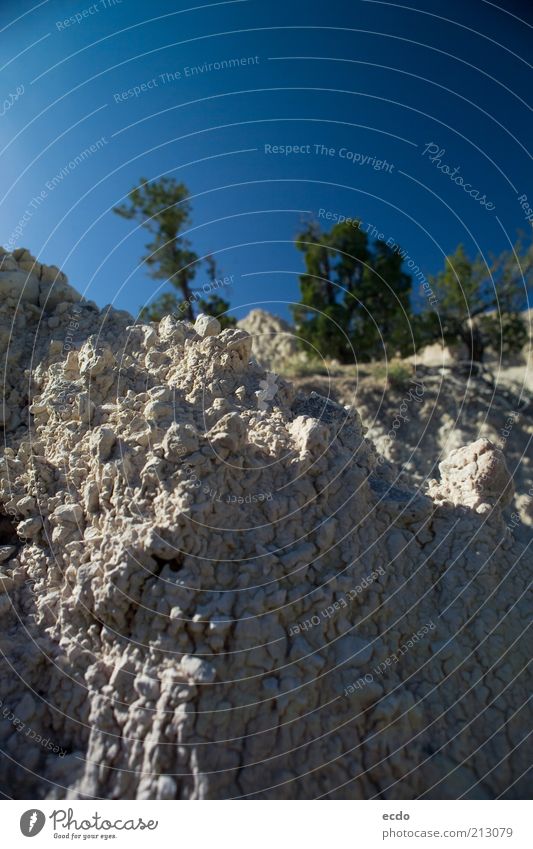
194 313 220 338
134 674 160 701
17 517 42 538
208 412 247 451
90 428 116 462
144 400 174 422
16 495 36 516
180 656 216 683
52 504 83 524
158 315 185 344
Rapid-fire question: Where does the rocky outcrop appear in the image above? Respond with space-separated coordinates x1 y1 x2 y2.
292 365 533 541
237 308 300 370
0 250 530 800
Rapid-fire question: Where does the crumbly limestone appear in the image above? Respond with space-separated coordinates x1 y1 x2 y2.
237 309 301 371
0 250 530 799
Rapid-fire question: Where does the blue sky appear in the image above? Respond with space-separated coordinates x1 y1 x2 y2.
0 0 531 320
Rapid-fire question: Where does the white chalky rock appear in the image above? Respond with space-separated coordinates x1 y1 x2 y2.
194 312 220 338
134 674 160 701
17 517 42 537
52 503 83 524
181 656 217 683
0 247 530 801
38 270 80 310
0 271 40 304
158 314 185 344
432 438 514 511
237 309 299 369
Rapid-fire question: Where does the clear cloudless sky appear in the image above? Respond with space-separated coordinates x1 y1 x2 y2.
0 0 531 320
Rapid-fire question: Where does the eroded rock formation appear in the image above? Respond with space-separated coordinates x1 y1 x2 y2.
0 250 530 799
237 308 299 371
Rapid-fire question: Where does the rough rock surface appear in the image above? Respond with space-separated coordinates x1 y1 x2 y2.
237 309 300 371
0 250 530 800
293 366 533 542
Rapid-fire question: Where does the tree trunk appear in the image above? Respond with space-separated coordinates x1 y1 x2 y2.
468 322 485 363
323 254 336 306
460 321 484 373
179 277 195 321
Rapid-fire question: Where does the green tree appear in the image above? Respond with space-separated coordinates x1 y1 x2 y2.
196 255 236 329
113 177 234 324
292 221 413 362
420 239 532 364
